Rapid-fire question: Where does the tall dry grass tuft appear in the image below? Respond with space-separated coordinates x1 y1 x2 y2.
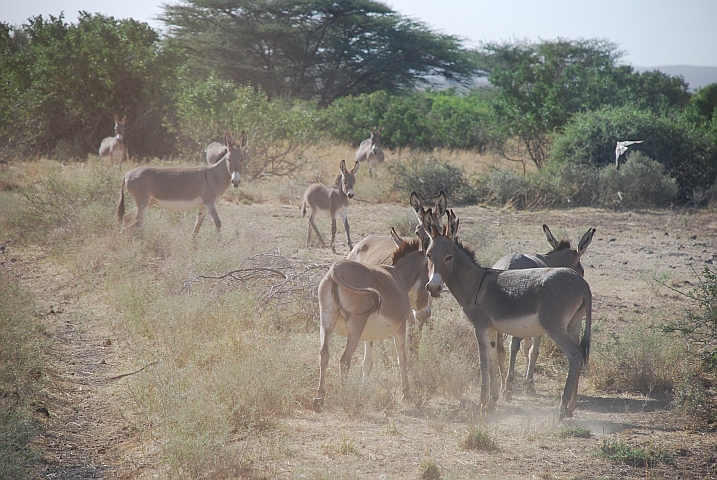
588 325 687 394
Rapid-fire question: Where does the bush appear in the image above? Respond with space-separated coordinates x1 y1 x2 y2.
550 104 717 200
387 156 472 204
589 326 685 394
596 152 679 208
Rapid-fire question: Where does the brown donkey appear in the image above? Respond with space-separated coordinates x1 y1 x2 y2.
493 225 596 400
99 115 127 166
314 236 428 411
301 160 359 253
422 209 592 419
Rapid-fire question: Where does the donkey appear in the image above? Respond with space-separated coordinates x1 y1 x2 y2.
314 236 428 411
206 132 244 164
355 127 384 179
117 131 247 233
99 115 127 166
347 228 431 376
422 209 592 419
493 225 596 400
301 160 359 253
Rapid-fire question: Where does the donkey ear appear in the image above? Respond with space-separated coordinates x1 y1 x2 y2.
409 191 423 215
448 209 460 240
114 114 119 123
351 160 359 174
339 159 347 174
239 130 248 148
421 208 436 238
223 132 231 146
577 228 596 256
390 227 404 248
377 126 382 134
435 190 447 218
122 115 127 124
543 224 559 250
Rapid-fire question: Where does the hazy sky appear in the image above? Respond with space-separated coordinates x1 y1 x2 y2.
3 0 716 67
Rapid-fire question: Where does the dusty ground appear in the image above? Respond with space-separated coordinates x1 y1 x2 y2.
9 198 717 479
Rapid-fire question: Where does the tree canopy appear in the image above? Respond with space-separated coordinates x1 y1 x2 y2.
161 0 479 106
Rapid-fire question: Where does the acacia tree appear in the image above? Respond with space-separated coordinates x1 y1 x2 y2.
161 0 478 106
481 38 690 169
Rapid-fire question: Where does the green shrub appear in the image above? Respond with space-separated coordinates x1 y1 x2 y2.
550 104 717 200
597 437 673 468
387 157 472 204
596 152 679 208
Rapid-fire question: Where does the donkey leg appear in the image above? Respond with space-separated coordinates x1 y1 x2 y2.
488 331 501 408
133 204 149 228
525 336 541 394
393 321 411 401
206 202 222 233
308 213 326 248
315 280 339 412
330 215 338 253
549 332 583 419
340 313 369 377
497 334 507 392
505 336 522 401
193 207 208 234
362 341 373 379
473 326 495 414
342 210 352 251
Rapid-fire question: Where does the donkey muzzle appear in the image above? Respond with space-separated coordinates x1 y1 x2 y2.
426 274 443 297
231 172 241 187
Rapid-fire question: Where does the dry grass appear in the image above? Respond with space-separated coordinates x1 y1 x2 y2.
2 156 716 479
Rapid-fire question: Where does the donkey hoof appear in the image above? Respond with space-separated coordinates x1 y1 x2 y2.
313 397 324 413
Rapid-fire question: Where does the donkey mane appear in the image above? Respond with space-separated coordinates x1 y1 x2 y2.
455 239 482 267
550 239 572 252
391 238 421 265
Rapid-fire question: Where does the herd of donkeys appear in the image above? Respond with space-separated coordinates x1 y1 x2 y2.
104 121 594 419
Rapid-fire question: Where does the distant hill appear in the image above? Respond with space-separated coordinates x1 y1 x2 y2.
633 65 717 91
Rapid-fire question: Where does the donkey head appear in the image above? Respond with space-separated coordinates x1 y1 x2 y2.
542 224 596 277
369 126 382 153
339 159 359 199
423 208 459 297
410 190 447 251
224 130 248 187
114 115 127 141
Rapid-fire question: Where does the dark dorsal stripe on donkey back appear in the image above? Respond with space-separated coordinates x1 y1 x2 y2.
391 238 421 265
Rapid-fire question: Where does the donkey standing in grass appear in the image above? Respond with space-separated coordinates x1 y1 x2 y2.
422 209 592 418
301 160 359 253
355 127 384 179
99 115 127 166
493 225 596 401
314 234 428 411
117 131 247 233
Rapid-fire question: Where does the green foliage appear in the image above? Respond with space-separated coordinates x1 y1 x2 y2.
597 438 673 468
0 269 44 479
550 104 717 199
0 14 179 160
663 268 717 370
557 424 592 439
387 156 472 204
162 0 478 106
321 88 493 151
481 38 690 169
596 152 679 208
691 83 717 122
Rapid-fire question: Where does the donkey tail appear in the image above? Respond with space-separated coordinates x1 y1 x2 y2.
301 198 308 217
116 176 126 224
579 292 592 366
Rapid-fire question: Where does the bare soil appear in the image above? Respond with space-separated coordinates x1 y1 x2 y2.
9 200 717 479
